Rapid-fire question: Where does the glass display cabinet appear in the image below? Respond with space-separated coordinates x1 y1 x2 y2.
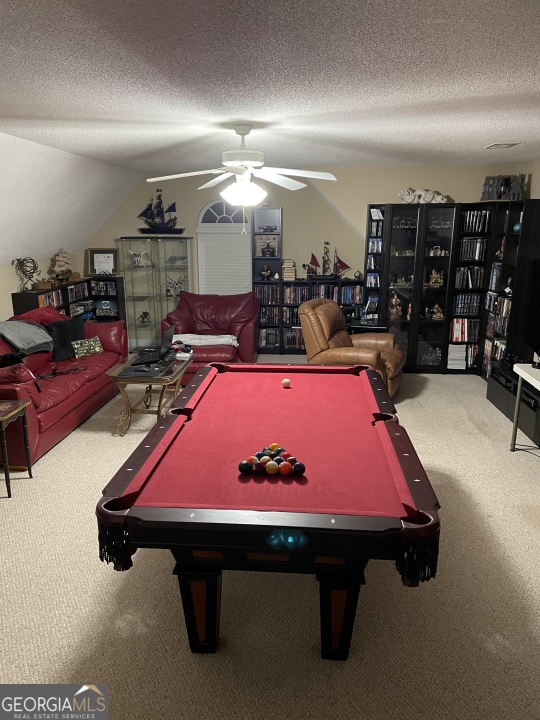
117 236 193 349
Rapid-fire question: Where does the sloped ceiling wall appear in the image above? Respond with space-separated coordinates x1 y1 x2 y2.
0 132 142 266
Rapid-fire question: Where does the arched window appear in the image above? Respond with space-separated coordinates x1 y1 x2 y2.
199 201 248 225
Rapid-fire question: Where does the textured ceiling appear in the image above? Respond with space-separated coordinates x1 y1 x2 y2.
1 0 539 178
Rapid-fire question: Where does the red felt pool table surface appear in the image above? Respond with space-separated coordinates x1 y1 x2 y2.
97 363 440 661
126 364 416 519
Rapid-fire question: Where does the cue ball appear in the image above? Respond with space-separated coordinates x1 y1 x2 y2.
282 378 291 388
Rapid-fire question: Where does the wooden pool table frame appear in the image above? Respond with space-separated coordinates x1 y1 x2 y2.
97 364 440 660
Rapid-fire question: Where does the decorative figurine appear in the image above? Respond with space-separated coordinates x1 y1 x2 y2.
388 291 402 318
495 235 506 260
138 311 152 325
302 244 351 279
431 303 444 319
429 269 444 286
398 188 447 204
128 249 154 267
261 241 276 257
259 264 271 281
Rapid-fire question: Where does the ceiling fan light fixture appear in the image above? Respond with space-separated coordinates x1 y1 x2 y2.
220 177 267 206
221 149 265 167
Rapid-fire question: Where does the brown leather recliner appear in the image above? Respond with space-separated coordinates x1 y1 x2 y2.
298 298 405 397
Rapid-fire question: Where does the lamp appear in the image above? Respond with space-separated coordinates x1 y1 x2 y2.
220 175 267 206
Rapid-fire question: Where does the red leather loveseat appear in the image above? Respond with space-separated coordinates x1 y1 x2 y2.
161 290 260 384
0 307 127 467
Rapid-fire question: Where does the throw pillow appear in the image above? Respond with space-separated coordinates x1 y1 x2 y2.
71 336 103 358
48 319 85 361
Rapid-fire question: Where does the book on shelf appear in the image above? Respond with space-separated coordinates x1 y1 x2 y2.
461 209 491 233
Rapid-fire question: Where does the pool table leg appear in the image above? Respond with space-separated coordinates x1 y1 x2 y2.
174 566 222 653
317 569 366 661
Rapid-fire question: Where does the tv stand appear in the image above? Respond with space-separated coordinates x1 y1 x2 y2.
487 361 540 448
510 364 540 451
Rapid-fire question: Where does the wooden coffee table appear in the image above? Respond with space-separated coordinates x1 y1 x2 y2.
108 354 194 436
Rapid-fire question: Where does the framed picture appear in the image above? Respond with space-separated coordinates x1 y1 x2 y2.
254 234 280 258
85 248 119 276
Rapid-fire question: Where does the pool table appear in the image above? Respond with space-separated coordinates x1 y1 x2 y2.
97 363 440 660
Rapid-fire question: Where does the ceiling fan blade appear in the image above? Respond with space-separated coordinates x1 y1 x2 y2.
146 169 223 182
263 167 337 181
198 172 234 189
252 169 307 191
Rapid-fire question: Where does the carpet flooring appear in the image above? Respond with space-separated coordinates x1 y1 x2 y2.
1 369 539 720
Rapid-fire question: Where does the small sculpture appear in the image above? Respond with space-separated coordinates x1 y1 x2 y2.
398 188 448 204
259 264 271 281
128 249 154 267
429 269 444 286
261 241 276 257
12 257 40 291
166 275 182 296
388 291 402 318
138 311 152 325
431 303 444 319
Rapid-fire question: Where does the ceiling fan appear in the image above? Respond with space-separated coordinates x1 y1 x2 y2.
146 123 337 196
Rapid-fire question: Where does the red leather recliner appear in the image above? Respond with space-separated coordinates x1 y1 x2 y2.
161 290 260 384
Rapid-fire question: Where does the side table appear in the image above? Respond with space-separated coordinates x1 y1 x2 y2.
510 363 540 451
0 399 33 498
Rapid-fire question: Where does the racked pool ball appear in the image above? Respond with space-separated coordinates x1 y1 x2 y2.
278 461 292 476
292 462 306 476
238 460 252 475
265 461 279 475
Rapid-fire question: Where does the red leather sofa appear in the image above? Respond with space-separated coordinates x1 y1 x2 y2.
161 290 260 384
0 307 128 467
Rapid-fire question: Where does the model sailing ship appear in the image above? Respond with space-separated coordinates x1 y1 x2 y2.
52 249 72 281
137 189 183 234
302 242 351 279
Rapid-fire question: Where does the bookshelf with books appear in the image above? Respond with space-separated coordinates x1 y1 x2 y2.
254 277 363 354
254 280 282 353
481 199 540 379
363 205 386 323
88 276 125 323
447 205 492 372
11 277 125 325
363 200 540 376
